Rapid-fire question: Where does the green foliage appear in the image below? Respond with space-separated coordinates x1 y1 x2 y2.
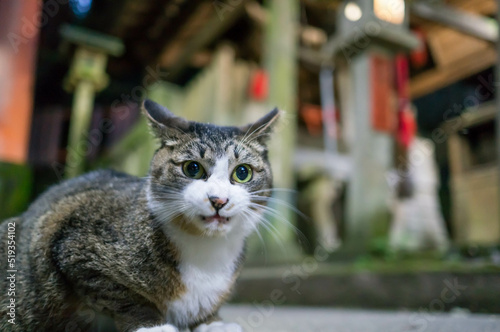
0 162 32 221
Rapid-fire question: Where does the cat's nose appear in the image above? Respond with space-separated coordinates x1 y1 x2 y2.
208 196 228 211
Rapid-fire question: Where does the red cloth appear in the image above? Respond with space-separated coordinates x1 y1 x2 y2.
398 108 416 149
395 55 416 148
249 69 268 101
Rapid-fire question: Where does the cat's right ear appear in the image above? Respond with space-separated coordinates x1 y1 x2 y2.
142 99 190 145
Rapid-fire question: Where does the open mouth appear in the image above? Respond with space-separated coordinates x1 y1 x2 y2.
201 214 230 224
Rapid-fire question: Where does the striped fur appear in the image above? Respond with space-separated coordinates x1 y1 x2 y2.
0 99 279 331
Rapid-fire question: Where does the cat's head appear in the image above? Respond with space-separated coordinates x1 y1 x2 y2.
143 99 280 238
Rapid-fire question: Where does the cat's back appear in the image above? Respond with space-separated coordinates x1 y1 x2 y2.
24 169 143 221
1 169 143 240
12 168 148 259
1 169 146 267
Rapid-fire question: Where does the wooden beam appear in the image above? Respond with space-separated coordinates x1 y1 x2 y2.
410 45 496 99
426 27 490 68
411 2 497 43
245 0 268 25
159 3 214 68
448 0 496 16
411 0 496 27
409 0 497 99
410 0 496 35
159 1 248 81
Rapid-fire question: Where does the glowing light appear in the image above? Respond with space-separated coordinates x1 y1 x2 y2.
70 0 93 19
344 2 363 22
374 0 405 25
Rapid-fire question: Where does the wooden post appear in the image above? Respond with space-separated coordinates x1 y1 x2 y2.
65 79 96 178
344 50 393 253
263 0 301 260
496 0 500 231
60 26 123 178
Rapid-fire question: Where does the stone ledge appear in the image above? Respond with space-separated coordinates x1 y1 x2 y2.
232 265 500 314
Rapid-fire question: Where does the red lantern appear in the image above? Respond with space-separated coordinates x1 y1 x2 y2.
249 69 268 101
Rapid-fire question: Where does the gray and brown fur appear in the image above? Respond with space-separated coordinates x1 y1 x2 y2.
0 100 279 331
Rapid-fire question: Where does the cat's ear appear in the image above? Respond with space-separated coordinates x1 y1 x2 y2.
238 108 281 144
142 99 190 144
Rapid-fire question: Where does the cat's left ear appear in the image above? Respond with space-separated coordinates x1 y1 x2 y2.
142 99 190 144
238 108 281 144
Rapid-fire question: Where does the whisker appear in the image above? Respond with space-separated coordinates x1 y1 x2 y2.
248 203 310 248
244 209 287 253
241 210 268 261
239 132 270 147
249 196 309 221
251 188 297 195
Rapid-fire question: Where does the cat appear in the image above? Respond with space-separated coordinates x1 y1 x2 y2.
0 99 280 332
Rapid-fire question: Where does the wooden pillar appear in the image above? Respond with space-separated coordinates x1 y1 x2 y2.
344 50 393 252
263 0 301 260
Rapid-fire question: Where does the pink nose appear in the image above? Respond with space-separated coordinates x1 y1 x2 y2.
209 196 228 211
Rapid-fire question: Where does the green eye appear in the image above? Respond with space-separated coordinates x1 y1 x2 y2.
232 164 253 183
182 161 206 179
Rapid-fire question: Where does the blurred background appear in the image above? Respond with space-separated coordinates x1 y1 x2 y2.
1 0 500 328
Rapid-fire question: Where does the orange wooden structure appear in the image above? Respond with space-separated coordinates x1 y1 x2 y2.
0 1 40 164
370 55 396 133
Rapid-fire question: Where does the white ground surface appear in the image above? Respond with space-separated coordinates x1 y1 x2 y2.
219 305 500 332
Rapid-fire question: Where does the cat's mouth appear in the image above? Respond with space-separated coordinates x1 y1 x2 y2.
201 214 230 224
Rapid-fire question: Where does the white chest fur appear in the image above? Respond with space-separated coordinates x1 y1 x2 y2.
165 227 245 327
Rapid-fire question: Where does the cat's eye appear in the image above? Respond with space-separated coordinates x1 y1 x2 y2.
182 161 206 179
232 164 253 183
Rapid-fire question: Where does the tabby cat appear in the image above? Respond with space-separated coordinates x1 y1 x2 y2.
0 99 280 332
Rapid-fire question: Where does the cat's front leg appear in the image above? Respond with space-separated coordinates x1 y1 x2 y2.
135 324 179 332
193 321 243 332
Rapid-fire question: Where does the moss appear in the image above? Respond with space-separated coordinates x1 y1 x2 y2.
0 162 32 221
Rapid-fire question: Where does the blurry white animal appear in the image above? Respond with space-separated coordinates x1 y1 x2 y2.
389 138 449 252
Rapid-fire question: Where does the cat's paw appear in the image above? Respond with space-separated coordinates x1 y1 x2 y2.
135 324 179 332
193 321 243 332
